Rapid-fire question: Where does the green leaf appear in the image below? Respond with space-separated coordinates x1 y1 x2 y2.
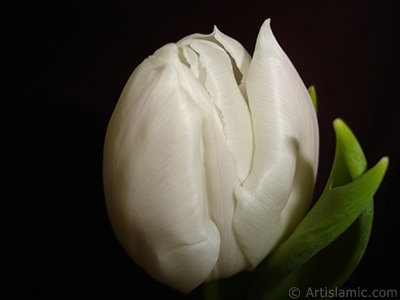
248 119 388 300
308 86 318 114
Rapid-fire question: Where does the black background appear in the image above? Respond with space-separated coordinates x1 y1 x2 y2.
6 0 399 298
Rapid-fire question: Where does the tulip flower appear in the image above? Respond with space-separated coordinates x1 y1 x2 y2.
103 19 319 293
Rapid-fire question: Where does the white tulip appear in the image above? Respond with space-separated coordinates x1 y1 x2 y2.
103 19 319 293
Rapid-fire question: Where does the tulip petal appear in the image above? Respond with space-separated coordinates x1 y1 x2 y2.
103 54 221 292
175 43 249 279
178 26 252 87
178 28 254 183
234 19 319 268
180 39 254 183
211 27 252 97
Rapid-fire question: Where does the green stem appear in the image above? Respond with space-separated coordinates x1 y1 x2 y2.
203 280 221 300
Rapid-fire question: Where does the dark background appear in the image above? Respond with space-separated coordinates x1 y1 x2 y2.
6 0 399 298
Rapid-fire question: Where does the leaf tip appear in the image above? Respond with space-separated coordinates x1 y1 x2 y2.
378 156 389 172
308 85 317 113
332 117 345 129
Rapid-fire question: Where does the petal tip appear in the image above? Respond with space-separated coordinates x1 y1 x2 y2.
212 25 225 40
261 18 272 32
260 18 274 38
254 18 278 50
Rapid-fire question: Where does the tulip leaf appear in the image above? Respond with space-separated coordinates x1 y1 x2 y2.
308 85 317 114
247 119 388 300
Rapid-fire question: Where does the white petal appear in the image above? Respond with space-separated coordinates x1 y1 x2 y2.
178 27 252 99
178 28 254 182
233 19 319 267
175 43 249 279
103 53 221 292
181 39 253 183
199 99 249 279
212 26 252 97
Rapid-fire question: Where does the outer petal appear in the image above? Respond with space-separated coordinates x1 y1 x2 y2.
103 50 220 292
233 19 319 268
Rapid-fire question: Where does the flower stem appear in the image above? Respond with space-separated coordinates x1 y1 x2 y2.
203 281 221 300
